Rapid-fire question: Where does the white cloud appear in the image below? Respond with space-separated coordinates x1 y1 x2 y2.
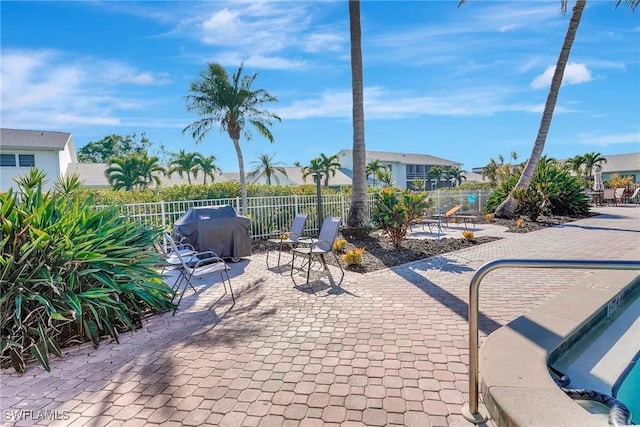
576 132 640 147
0 49 169 129
276 85 563 120
530 63 592 89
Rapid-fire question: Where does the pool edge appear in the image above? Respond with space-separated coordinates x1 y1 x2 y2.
479 270 640 427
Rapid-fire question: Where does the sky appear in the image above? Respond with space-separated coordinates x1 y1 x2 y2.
2 0 639 173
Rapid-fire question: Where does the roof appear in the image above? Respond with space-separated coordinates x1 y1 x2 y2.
0 128 73 151
337 149 461 167
600 152 640 173
248 167 352 187
67 163 230 187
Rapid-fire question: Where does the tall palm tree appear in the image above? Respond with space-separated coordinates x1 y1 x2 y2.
168 150 201 185
198 155 221 185
183 63 280 214
347 0 368 229
492 0 586 218
105 156 145 191
429 165 445 189
137 154 165 188
446 166 467 187
248 153 288 185
365 159 387 187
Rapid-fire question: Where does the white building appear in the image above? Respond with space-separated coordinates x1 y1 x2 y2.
336 149 462 190
0 128 77 192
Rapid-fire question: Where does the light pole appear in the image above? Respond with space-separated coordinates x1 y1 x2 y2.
313 171 324 230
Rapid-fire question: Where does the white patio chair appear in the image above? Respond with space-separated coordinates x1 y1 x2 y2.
614 188 626 205
290 216 344 288
266 213 308 270
166 232 234 315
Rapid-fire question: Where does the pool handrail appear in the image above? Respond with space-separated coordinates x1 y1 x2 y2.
461 258 640 424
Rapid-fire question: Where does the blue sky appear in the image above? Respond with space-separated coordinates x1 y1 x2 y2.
2 1 639 172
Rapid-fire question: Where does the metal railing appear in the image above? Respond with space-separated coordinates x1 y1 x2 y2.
461 258 640 424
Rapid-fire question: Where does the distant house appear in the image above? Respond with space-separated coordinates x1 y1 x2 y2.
0 128 77 192
248 166 352 188
599 153 640 184
337 149 462 190
66 162 231 188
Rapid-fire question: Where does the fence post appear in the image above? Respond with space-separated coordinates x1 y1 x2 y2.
294 194 299 214
160 200 167 252
341 194 346 220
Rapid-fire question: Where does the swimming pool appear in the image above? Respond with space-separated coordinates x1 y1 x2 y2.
552 285 640 424
614 350 639 421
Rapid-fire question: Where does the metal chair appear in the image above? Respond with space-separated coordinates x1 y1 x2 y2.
266 213 308 270
166 232 234 315
290 216 344 288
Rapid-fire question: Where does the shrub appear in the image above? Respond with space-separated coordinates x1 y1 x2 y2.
462 230 475 241
608 174 633 189
1 169 174 373
333 238 347 252
342 248 366 266
485 213 494 222
515 218 525 228
484 157 589 219
371 189 433 246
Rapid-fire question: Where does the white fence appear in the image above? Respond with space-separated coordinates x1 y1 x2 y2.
98 189 492 239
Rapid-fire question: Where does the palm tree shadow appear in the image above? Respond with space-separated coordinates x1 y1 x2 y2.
405 256 475 275
392 257 502 336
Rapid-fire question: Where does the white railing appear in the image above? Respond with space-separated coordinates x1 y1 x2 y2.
96 189 492 239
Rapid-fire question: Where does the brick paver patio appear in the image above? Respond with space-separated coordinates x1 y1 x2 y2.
1 206 639 426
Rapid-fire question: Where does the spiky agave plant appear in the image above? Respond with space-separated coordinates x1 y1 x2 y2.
0 169 174 373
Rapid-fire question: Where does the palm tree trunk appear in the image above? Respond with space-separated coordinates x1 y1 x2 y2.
347 0 368 228
495 0 586 218
232 138 248 215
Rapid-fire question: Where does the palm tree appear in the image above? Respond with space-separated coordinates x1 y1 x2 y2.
376 169 395 187
565 154 586 177
582 152 607 181
137 154 164 188
446 167 467 187
183 63 280 215
198 155 221 185
248 153 287 185
167 150 201 185
429 166 445 189
365 159 387 187
301 158 324 184
410 177 425 191
318 153 342 187
347 0 368 229
492 0 586 218
105 156 145 191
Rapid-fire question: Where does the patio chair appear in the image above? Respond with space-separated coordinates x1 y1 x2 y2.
157 232 195 274
290 216 344 288
628 187 640 204
266 213 308 270
430 204 463 228
614 187 626 205
603 188 616 206
166 232 234 315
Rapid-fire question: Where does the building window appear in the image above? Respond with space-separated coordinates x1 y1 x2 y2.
1 154 17 167
18 154 35 167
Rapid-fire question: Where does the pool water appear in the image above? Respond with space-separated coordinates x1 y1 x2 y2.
614 350 639 423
